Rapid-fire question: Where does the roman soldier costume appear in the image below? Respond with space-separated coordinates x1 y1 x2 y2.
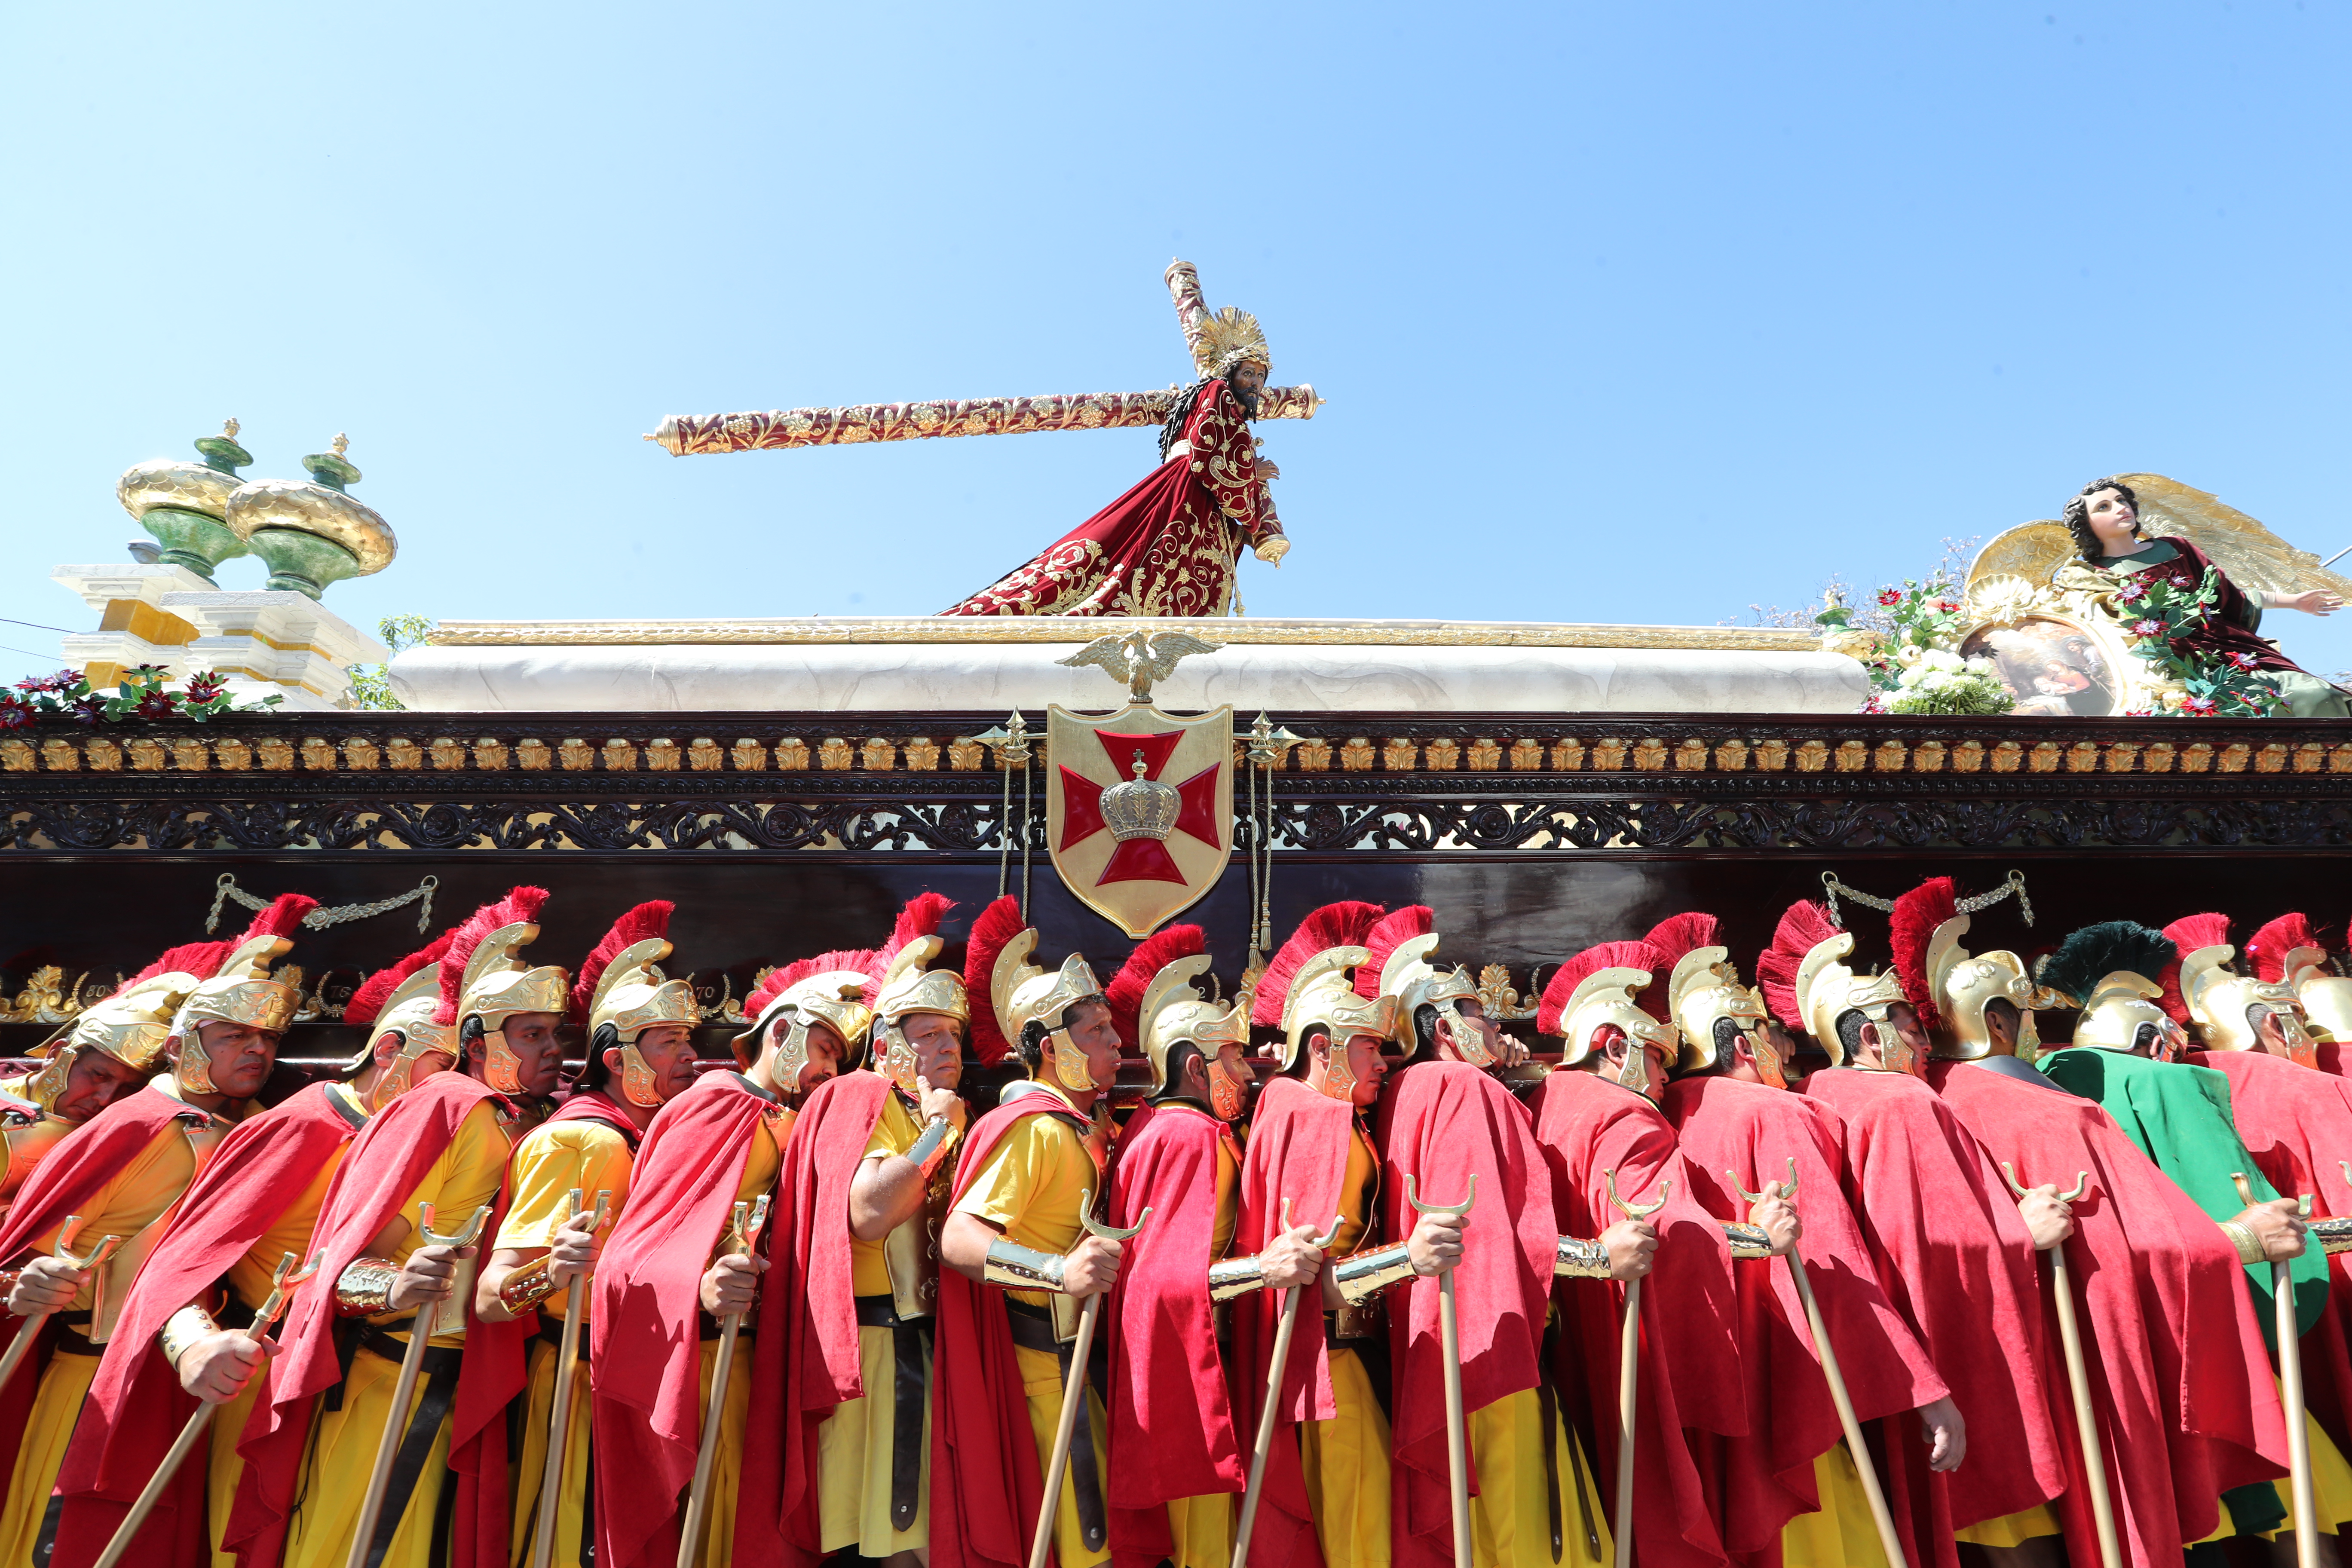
227 886 562 1568
1649 911 1948 1568
49 929 453 1568
1529 937 1748 1568
0 893 312 1568
496 901 699 1568
721 893 958 1568
1771 898 2067 1567
0 961 187 1219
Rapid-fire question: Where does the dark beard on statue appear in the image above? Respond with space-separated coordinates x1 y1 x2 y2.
1228 380 1260 419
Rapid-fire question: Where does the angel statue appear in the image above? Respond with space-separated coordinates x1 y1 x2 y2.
1975 475 2343 719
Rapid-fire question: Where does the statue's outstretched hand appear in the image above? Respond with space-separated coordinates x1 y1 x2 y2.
1255 537 1291 567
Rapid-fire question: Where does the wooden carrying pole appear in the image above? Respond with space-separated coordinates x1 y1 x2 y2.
1026 1188 1152 1568
677 1196 771 1568
1731 1159 1907 1568
343 1203 493 1568
92 1251 320 1568
1404 1174 1479 1567
528 1188 610 1568
1229 1201 1340 1568
2003 1164 2119 1568
2235 1171 2318 1568
0 1216 123 1392
1602 1170 1671 1568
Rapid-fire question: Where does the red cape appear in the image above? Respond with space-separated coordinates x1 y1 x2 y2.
735 1070 891 1566
1531 1070 1744 1568
2184 1049 2352 1451
590 1071 775 1568
1103 1100 1245 1567
225 1071 524 1568
1800 1068 2061 1568
50 1082 366 1568
0 1084 208 1496
1372 1062 1559 1568
1930 1059 2290 1567
929 1091 1091 1568
1229 1077 1351 1568
1658 1075 1946 1565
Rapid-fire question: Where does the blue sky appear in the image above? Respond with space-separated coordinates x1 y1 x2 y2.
6 2 2350 687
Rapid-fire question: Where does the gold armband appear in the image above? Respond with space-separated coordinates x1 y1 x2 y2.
982 1238 1068 1293
1723 1222 1773 1261
1333 1243 1416 1305
1208 1253 1271 1301
335 1257 401 1317
497 1257 560 1314
2220 1220 2266 1266
159 1305 220 1367
908 1116 961 1182
2310 1217 2352 1256
1554 1236 1611 1279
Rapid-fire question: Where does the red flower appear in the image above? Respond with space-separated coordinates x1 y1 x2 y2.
2227 652 2261 670
0 697 30 729
134 690 179 718
1929 597 1959 613
2181 695 2218 717
1877 588 1903 607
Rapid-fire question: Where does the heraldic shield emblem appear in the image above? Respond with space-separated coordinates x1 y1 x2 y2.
1046 701 1234 938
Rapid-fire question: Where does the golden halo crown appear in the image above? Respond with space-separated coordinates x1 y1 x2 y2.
1196 306 1271 380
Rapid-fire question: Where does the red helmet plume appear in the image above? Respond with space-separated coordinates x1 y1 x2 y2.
346 932 456 1027
1537 940 1667 1037
2248 913 2323 984
1890 878 1958 1028
868 891 956 990
962 896 1028 1064
1356 906 1436 1000
1250 901 1385 1029
1640 913 1719 975
1107 926 1208 1049
1756 900 1841 1032
436 886 552 1027
113 892 320 999
569 901 674 1033
2157 913 2232 1025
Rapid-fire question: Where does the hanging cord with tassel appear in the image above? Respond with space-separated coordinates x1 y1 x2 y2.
208 873 437 935
1821 868 2032 930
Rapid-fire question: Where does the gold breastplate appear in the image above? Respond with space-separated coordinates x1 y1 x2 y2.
92 1115 231 1344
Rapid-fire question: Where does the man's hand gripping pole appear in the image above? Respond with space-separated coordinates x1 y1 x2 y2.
1231 1199 1341 1568
1409 1173 1478 1568
0 1215 125 1392
1027 1188 1149 1568
1602 1170 1669 1568
2233 1170 2318 1568
677 1195 769 1568
530 1188 611 1568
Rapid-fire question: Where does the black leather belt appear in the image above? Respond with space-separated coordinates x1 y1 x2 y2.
855 1294 934 1532
51 1308 96 1357
352 1324 464 1568
1320 1311 1393 1423
1541 1318 1587 1563
1004 1299 1106 1552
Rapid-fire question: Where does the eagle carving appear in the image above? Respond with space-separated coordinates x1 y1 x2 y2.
1054 630 1224 703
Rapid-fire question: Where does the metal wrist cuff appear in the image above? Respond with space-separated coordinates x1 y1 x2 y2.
2220 1220 2266 1266
0 1270 18 1304
159 1305 220 1367
1208 1252 1271 1301
1333 1243 1416 1305
909 1115 959 1182
1723 1222 1774 1261
335 1257 401 1317
2311 1217 2352 1256
982 1238 1068 1293
497 1256 560 1314
1554 1236 1611 1279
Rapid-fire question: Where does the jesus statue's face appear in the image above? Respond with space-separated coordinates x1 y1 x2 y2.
1228 360 1267 396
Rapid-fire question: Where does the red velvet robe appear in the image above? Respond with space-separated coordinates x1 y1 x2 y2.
939 377 1281 617
1372 1061 1562 1568
1103 1100 1246 1567
225 1072 525 1568
1229 1077 1351 1568
51 1082 368 1568
1657 1075 1946 1568
0 1085 211 1501
1799 1068 2063 1568
591 1071 778 1568
2183 1049 2352 1449
736 1070 893 1565
1928 1058 2291 1566
1531 1071 1747 1568
928 1092 1094 1568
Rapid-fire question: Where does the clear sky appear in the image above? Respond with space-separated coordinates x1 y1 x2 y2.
6 2 2350 688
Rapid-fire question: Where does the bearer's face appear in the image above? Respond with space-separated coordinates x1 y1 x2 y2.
904 1011 965 1089
502 1011 564 1095
55 1048 144 1122
622 1023 701 1101
193 1019 281 1097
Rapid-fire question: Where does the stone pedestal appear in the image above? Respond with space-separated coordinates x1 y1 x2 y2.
158 591 389 711
51 564 214 688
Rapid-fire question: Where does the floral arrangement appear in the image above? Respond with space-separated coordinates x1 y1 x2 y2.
1873 648 2015 716
0 665 280 728
1815 564 2013 714
2107 567 2283 717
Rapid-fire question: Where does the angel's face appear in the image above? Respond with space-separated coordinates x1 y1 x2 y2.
2083 488 2140 550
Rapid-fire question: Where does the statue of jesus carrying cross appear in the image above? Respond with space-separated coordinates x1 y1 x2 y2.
647 261 1319 617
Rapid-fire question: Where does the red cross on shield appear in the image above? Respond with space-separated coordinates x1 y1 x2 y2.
1045 701 1234 937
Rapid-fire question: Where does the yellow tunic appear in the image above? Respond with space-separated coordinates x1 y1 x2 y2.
1779 1445 1887 1568
280 1098 512 1568
952 1082 1111 1568
1300 1118 1389 1568
0 1081 230 1568
819 1087 935 1556
204 1082 367 1568
499 1114 637 1568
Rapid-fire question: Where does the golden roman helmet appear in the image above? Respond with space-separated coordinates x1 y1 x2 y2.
461 920 570 1034
1279 947 1396 1071
1375 932 1484 1057
2282 949 2352 1044
18 974 197 1112
1926 913 2042 1061
2037 921 2177 1054
356 968 457 1111
2075 975 2173 1051
992 928 1105 1093
1552 966 1675 1068
1794 932 1908 1069
168 933 303 1096
1666 946 1769 1073
588 938 698 1046
736 968 873 1085
1136 953 1250 1095
2177 944 2309 1056
870 935 968 1094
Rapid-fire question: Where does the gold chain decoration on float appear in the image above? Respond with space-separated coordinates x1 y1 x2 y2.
1821 868 2033 930
207 872 438 934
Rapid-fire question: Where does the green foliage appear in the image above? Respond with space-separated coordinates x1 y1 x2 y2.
2107 567 2282 717
345 614 438 711
0 665 280 728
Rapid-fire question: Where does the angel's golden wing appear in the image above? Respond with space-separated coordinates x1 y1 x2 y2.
1054 636 1136 684
1968 524 2076 591
2119 473 2352 600
1139 630 1224 683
